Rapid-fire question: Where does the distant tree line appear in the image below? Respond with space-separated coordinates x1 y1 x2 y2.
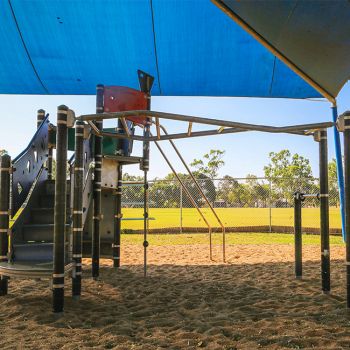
123 149 340 209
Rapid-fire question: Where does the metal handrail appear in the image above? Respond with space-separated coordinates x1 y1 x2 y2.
157 123 226 262
79 110 334 134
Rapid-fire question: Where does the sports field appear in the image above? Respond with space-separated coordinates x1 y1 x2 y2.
121 207 342 231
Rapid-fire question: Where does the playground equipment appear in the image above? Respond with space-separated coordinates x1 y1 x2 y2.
0 71 223 312
2 68 350 312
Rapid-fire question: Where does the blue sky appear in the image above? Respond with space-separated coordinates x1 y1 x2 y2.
0 82 349 180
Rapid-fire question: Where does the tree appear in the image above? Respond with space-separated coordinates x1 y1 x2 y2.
122 173 144 207
264 150 314 205
0 149 8 156
217 175 249 207
328 159 339 207
190 149 225 179
246 174 269 207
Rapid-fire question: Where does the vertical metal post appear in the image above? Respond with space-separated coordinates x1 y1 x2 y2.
0 154 10 295
72 120 84 299
343 111 350 307
113 164 122 267
92 84 104 279
138 70 154 278
52 105 68 313
180 184 183 234
142 120 150 278
47 130 54 181
37 109 45 128
294 192 303 279
331 105 346 241
318 129 330 293
38 109 53 180
269 179 272 232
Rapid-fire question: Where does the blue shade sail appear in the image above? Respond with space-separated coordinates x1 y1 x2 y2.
216 0 350 100
2 0 346 98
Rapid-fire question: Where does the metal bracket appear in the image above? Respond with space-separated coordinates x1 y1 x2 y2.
138 70 154 94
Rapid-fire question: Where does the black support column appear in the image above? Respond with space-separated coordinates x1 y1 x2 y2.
52 105 68 313
318 129 330 293
72 120 85 298
294 192 303 279
138 70 154 277
113 164 122 267
92 84 104 279
37 109 45 128
0 154 10 295
47 125 54 181
343 111 350 307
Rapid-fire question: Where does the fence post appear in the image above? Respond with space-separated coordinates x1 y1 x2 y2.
180 183 183 234
52 105 68 313
0 154 10 296
269 179 272 232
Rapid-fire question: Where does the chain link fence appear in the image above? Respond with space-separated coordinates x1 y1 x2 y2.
121 177 342 235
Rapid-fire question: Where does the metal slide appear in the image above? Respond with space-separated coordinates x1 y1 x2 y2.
152 124 226 262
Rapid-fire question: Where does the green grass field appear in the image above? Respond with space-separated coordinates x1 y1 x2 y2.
121 207 342 231
121 232 344 246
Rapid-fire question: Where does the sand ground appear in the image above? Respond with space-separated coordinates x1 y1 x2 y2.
1 243 350 349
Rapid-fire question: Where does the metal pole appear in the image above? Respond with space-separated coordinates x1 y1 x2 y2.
343 111 350 307
180 184 183 234
142 117 150 278
52 105 68 313
38 109 53 181
318 129 330 293
92 84 104 279
138 70 154 277
47 125 54 181
269 179 272 232
331 105 346 241
37 109 45 128
113 164 122 268
72 120 84 299
294 192 303 279
0 154 10 296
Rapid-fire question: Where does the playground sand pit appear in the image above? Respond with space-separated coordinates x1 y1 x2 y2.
1 243 350 349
